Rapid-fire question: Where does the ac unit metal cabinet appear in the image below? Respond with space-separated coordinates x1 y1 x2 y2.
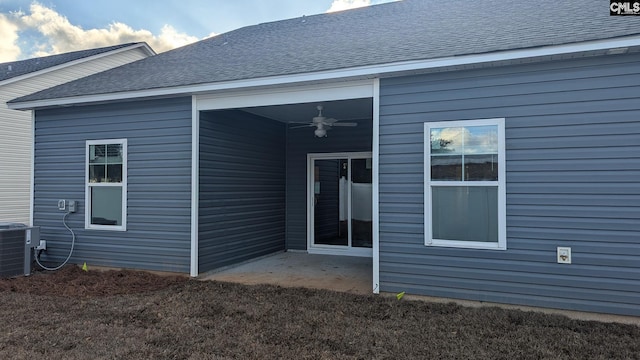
0 223 40 277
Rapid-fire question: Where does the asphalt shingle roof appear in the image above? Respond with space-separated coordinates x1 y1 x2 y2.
10 0 640 104
0 43 140 83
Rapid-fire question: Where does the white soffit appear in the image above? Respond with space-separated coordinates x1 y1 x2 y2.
195 80 375 111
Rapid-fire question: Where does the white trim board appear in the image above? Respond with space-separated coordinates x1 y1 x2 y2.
371 78 380 294
190 96 200 277
9 35 640 110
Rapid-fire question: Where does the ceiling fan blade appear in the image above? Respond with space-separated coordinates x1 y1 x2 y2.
289 124 314 129
288 121 314 124
330 122 358 127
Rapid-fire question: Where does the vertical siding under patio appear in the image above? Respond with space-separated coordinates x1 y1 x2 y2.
378 53 640 316
198 110 286 273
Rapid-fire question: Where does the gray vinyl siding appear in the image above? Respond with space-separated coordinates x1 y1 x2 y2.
33 97 192 273
198 110 286 272
378 53 640 316
286 119 372 250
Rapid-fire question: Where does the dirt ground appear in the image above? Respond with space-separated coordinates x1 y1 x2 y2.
1 266 639 359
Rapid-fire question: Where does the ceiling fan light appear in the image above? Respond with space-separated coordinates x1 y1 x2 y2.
314 128 327 137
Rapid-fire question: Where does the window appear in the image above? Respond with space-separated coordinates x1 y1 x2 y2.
424 119 505 250
86 139 127 230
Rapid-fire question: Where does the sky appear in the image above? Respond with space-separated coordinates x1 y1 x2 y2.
0 0 396 63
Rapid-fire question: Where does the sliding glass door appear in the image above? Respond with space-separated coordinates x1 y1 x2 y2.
309 153 372 256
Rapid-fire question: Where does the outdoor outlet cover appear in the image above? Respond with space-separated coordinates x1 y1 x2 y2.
557 247 571 264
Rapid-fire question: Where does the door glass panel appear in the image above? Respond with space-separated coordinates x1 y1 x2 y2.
313 159 348 246
351 158 372 248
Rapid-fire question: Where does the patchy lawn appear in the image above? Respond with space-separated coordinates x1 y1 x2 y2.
0 266 638 359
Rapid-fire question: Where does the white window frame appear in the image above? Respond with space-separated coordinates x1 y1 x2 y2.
424 118 506 250
85 139 127 231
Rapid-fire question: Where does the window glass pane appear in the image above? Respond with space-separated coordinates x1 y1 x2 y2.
430 127 463 155
91 186 122 226
431 125 499 182
432 186 498 242
89 165 106 183
89 143 123 184
106 144 123 164
89 144 106 164
106 164 123 183
431 155 462 180
313 159 347 246
464 154 498 181
351 158 373 248
463 126 498 154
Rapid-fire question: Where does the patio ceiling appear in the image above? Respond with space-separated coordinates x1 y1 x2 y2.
240 98 373 124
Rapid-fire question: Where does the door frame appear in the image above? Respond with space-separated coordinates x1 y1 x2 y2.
307 152 373 257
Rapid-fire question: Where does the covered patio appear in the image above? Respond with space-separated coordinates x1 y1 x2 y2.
201 252 372 295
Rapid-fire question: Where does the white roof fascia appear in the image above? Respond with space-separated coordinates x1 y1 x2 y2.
0 43 155 88
8 35 640 110
133 43 156 57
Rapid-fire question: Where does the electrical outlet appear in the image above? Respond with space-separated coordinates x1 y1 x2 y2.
36 240 46 251
557 247 572 264
57 199 66 211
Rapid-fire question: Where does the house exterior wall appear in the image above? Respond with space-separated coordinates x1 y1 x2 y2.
0 94 31 225
33 97 192 272
198 110 286 273
377 53 640 316
286 119 372 250
0 46 150 225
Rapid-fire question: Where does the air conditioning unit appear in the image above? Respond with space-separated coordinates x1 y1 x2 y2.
0 223 41 277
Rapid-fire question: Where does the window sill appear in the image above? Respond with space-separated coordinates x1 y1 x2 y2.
426 239 506 250
86 224 127 232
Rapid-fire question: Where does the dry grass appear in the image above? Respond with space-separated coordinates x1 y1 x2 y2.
0 266 638 359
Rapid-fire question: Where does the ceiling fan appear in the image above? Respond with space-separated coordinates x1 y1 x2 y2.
289 105 357 137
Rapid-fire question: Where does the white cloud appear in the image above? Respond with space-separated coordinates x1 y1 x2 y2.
0 13 21 62
327 0 372 13
6 3 200 60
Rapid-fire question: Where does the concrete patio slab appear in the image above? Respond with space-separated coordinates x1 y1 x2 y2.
201 251 373 295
